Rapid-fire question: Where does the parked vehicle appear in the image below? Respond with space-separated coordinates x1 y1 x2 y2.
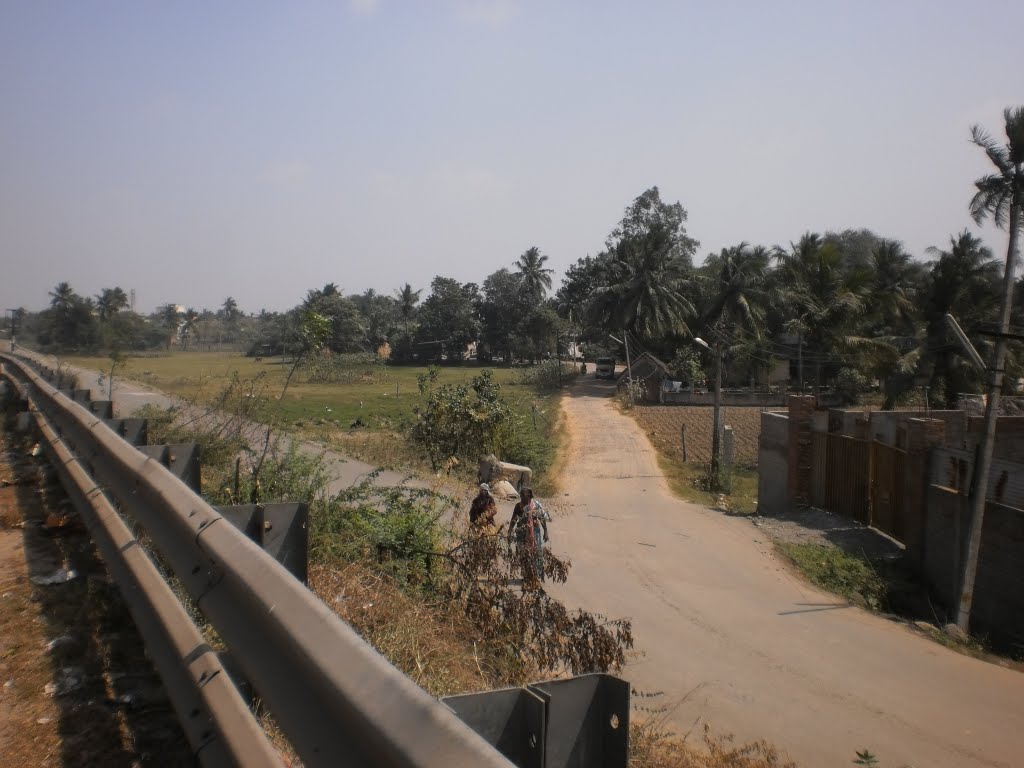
595 357 615 379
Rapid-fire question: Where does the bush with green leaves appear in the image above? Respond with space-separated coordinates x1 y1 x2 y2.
509 360 579 392
302 352 388 384
408 368 514 471
669 347 705 385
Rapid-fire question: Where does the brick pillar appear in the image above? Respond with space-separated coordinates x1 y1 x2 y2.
787 395 816 506
904 418 945 570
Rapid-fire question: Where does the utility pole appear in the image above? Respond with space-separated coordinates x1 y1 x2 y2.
622 328 633 386
956 205 1019 631
695 336 723 490
797 330 803 392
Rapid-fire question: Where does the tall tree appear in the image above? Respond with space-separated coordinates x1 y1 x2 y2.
49 282 75 314
515 246 554 303
392 283 423 362
156 304 182 350
95 287 129 322
922 231 1001 407
588 188 698 339
180 308 200 351
698 243 771 335
43 282 98 351
416 277 479 361
958 107 1024 630
776 233 873 391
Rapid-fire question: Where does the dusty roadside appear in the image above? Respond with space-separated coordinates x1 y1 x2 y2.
0 415 198 767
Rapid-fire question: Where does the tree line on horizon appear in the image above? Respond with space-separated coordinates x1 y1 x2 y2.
9 109 1022 410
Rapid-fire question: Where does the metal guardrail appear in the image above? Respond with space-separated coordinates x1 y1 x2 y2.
1 352 513 768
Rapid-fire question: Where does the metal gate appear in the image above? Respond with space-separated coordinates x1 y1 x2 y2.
824 434 871 524
871 440 907 541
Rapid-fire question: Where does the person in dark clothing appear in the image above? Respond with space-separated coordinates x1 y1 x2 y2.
469 483 497 528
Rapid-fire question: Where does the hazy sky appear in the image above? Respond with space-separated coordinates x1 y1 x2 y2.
1 1 1021 314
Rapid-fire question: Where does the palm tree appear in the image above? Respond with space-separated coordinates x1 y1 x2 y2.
221 296 239 321
922 231 1001 407
95 287 129 323
180 308 200 351
775 234 872 392
699 243 770 335
515 247 553 302
157 304 181 350
589 227 697 342
697 242 770 489
394 282 422 347
49 282 75 313
958 107 1024 630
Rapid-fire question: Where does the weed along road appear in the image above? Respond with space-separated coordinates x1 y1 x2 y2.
546 377 1024 768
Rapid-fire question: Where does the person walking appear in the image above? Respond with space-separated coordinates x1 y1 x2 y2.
508 488 550 587
469 483 498 529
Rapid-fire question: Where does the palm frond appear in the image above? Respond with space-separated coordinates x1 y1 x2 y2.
970 124 1012 175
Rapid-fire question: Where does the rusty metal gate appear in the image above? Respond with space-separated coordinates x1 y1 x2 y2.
871 440 907 541
824 434 871 524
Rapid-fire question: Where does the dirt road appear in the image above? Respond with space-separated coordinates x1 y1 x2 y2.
546 377 1024 768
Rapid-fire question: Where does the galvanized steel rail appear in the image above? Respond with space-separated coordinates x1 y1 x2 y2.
1 353 512 768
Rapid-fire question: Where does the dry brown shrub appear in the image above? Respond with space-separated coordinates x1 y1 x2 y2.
630 720 797 768
309 561 496 696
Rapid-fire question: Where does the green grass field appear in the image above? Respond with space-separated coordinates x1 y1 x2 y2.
68 351 546 427
66 351 568 492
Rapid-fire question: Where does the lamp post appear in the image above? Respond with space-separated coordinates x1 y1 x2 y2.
608 333 633 401
695 336 723 491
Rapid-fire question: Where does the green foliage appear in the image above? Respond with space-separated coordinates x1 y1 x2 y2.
777 543 887 610
618 378 645 409
415 277 479 361
302 352 387 384
669 348 705 384
509 360 577 392
853 749 879 767
588 187 698 339
409 369 514 470
835 367 870 405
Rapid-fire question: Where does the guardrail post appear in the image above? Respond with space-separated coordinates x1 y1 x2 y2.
527 675 629 768
139 444 202 492
215 503 308 583
443 687 547 768
103 417 149 446
444 674 629 768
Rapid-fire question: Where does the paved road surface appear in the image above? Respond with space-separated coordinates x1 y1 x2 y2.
545 377 1024 767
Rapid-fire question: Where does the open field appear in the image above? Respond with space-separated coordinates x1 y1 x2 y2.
65 351 549 427
64 351 568 492
630 404 773 469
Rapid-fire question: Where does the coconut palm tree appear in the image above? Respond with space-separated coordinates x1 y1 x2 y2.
49 282 75 313
922 231 1001 407
696 242 770 489
775 234 872 391
958 106 1024 631
180 308 200 350
95 287 129 323
699 243 771 335
515 247 553 302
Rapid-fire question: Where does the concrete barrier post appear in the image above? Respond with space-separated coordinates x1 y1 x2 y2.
904 418 945 569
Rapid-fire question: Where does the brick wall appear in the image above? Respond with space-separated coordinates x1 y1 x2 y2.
786 396 815 506
965 416 1024 460
924 486 1024 651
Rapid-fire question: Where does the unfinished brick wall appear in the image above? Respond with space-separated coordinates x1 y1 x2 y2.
786 396 815 506
924 487 1024 651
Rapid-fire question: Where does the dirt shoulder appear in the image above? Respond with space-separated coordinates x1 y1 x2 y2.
0 423 198 767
